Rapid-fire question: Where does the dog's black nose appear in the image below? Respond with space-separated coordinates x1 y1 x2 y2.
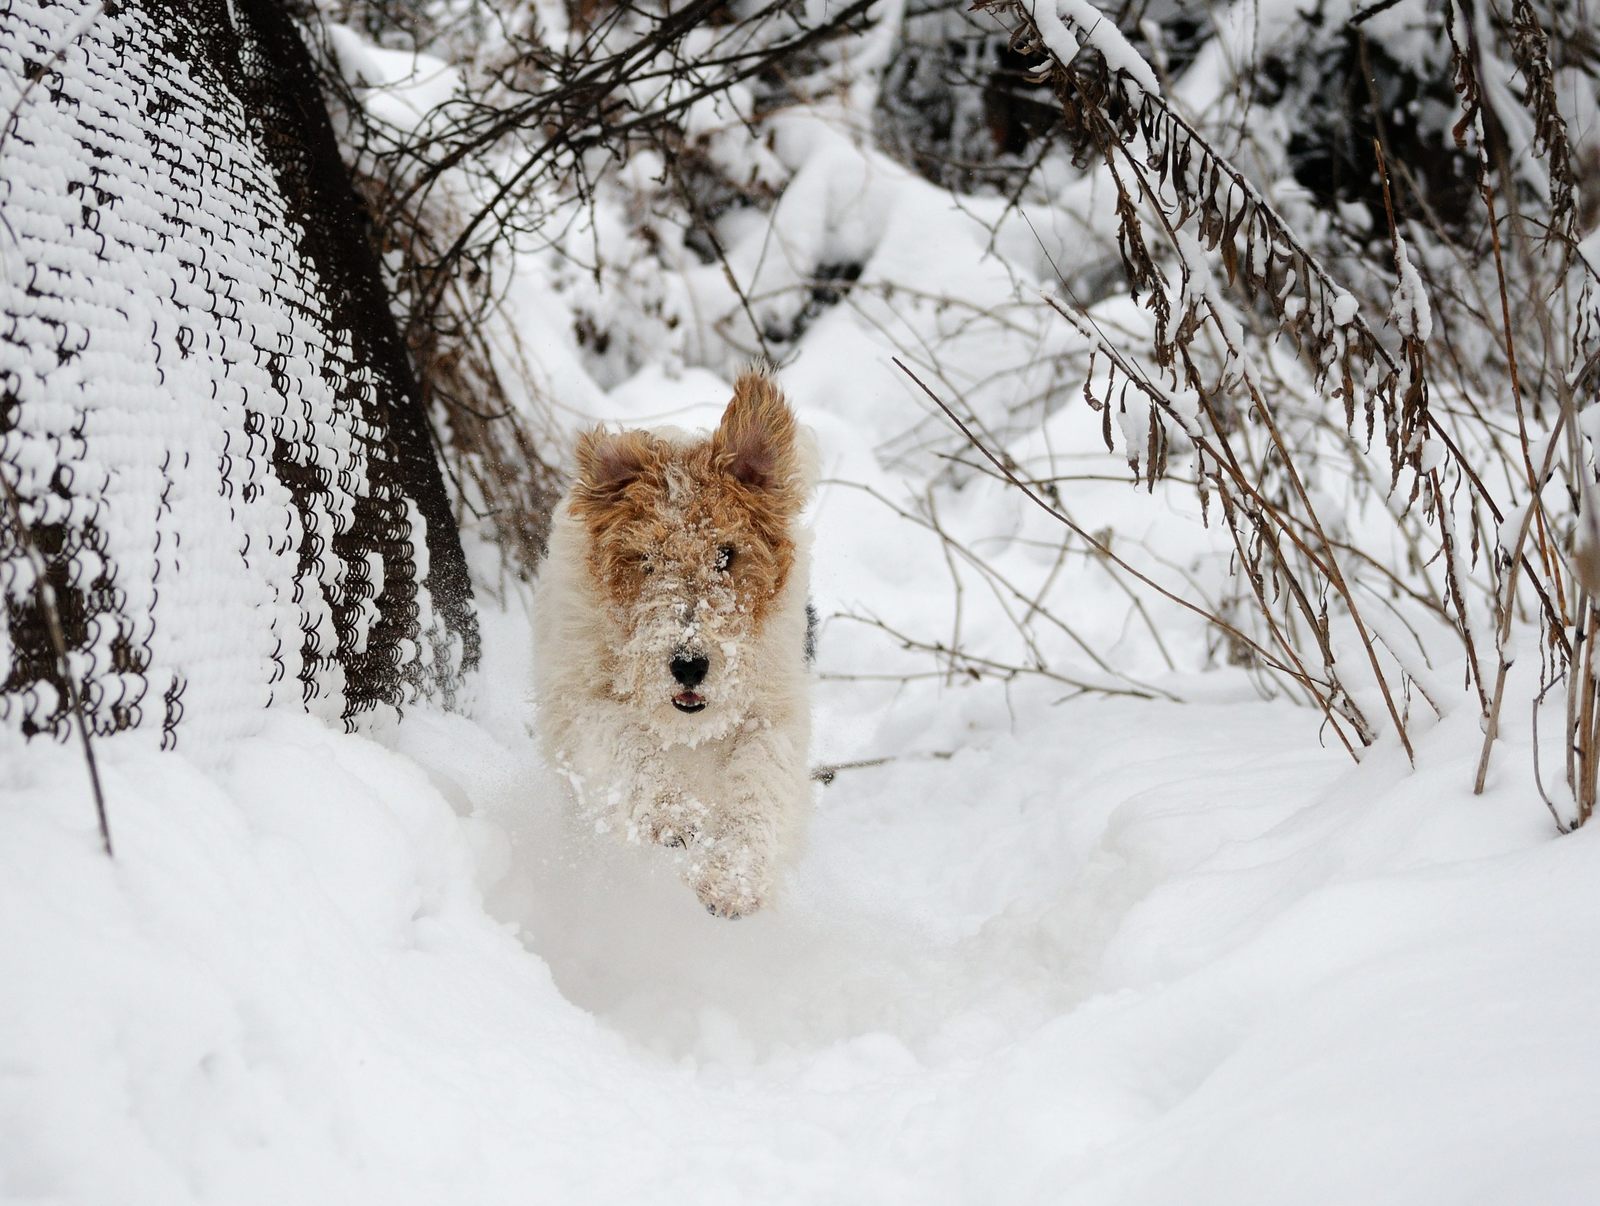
670 652 709 688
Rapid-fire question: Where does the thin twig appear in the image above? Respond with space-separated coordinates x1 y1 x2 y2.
0 471 112 856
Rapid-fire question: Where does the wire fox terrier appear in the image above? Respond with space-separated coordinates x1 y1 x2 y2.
533 369 816 918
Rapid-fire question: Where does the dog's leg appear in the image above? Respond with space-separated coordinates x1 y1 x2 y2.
685 723 808 918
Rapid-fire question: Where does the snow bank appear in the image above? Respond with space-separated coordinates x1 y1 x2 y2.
4 592 1596 1202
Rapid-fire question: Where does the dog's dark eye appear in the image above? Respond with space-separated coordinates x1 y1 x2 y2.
639 553 654 575
715 545 735 573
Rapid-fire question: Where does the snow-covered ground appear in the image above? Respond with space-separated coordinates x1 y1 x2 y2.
5 363 1598 1202
7 5 1600 1201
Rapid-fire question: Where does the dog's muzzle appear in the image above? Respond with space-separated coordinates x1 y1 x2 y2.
669 650 709 713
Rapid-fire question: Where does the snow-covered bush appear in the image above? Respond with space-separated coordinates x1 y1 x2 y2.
969 0 1600 819
318 0 1600 821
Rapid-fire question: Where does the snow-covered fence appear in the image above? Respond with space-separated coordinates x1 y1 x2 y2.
0 0 477 761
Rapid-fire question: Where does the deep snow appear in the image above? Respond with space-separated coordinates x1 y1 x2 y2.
7 4 1600 1201
4 471 1598 1203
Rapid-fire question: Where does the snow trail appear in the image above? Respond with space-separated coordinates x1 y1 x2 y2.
9 568 1594 1204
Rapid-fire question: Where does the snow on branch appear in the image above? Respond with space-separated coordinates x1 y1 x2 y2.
986 0 1431 484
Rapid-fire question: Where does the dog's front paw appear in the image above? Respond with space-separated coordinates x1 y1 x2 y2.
686 839 770 920
643 814 694 849
697 880 762 920
633 794 705 850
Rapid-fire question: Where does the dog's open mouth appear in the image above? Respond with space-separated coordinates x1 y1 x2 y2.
672 691 706 713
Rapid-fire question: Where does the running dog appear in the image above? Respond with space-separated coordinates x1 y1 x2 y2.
533 369 816 918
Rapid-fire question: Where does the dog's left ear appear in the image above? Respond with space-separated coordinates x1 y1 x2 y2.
712 370 808 508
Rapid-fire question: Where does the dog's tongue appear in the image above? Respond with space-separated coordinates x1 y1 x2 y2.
673 690 703 708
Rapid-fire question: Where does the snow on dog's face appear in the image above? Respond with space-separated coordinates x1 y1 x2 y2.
569 372 805 742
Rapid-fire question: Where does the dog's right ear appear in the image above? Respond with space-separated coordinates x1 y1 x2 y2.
573 428 653 506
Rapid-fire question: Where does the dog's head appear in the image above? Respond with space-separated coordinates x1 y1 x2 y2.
568 370 811 741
